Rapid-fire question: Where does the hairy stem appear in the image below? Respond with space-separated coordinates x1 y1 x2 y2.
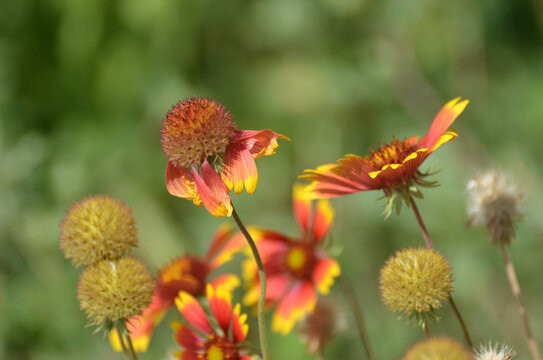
232 204 271 360
422 319 430 339
501 243 542 360
409 196 473 349
116 328 130 360
125 332 138 360
340 274 376 360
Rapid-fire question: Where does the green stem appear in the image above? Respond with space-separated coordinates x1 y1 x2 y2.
116 328 130 360
125 332 139 360
409 196 473 349
231 204 271 360
340 274 376 360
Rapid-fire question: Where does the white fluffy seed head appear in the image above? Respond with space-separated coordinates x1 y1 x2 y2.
474 342 516 360
466 170 522 246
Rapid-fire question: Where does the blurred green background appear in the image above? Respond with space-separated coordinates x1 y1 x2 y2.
1 0 543 359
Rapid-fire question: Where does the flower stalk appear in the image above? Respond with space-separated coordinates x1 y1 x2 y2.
340 274 375 360
231 204 270 360
501 243 542 360
409 196 473 349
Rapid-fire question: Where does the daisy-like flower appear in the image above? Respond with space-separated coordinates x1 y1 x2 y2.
162 97 288 217
242 184 341 335
301 98 468 214
173 285 255 360
110 224 241 352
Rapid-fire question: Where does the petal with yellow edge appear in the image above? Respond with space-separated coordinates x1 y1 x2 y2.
272 281 317 335
222 141 259 194
311 199 334 242
313 258 341 295
207 285 233 335
192 160 232 217
175 291 213 334
232 303 249 343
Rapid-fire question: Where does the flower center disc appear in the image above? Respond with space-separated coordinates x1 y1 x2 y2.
367 138 418 170
161 97 237 168
205 337 239 360
286 244 316 278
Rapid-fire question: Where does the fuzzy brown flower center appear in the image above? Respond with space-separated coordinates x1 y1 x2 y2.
286 243 317 279
367 138 418 171
161 97 237 168
204 336 240 360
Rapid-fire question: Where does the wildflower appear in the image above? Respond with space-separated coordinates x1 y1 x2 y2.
242 184 341 335
301 98 468 215
467 171 522 246
380 248 453 323
77 257 153 329
109 224 241 352
475 342 516 360
60 195 138 267
402 337 471 360
161 97 288 217
172 285 255 360
298 297 345 354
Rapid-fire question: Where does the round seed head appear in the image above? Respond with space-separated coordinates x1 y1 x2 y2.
160 97 237 167
475 342 516 360
380 248 453 319
77 257 154 327
60 195 138 267
402 337 471 360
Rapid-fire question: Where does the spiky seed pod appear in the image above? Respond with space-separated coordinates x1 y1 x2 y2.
475 343 516 360
77 257 153 328
160 97 237 168
402 337 471 360
380 248 453 321
467 171 523 246
60 195 138 267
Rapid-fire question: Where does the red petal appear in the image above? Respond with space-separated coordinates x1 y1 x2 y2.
234 129 289 159
311 199 334 243
222 141 259 194
175 292 213 335
418 97 468 149
205 222 234 265
165 162 198 202
192 160 233 217
206 285 233 335
292 183 311 234
272 281 317 335
312 258 341 295
174 323 202 351
232 303 249 343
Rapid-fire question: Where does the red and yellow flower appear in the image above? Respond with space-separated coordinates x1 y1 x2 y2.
173 285 255 360
161 97 289 217
110 224 241 352
242 184 341 335
301 98 469 201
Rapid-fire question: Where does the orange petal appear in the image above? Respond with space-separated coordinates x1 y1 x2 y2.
232 303 249 344
165 162 200 205
173 322 201 351
311 199 334 243
272 281 317 335
419 97 468 149
235 129 290 159
192 160 233 217
175 291 213 335
292 183 312 234
222 141 258 194
312 258 341 295
206 284 233 335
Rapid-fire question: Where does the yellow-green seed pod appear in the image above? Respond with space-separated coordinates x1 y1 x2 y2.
60 195 138 267
402 337 471 360
77 257 153 327
380 247 453 320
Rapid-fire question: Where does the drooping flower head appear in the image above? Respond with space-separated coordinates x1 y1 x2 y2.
402 337 471 360
242 184 341 335
60 195 138 267
161 97 288 217
475 342 516 360
380 248 453 324
109 224 241 352
77 257 154 329
172 285 255 360
467 171 523 246
301 98 468 215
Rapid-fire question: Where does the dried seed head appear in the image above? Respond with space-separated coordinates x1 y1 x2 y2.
380 248 453 319
298 297 345 354
60 195 138 267
467 171 523 246
475 342 516 360
402 337 471 360
160 97 237 168
77 257 154 327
